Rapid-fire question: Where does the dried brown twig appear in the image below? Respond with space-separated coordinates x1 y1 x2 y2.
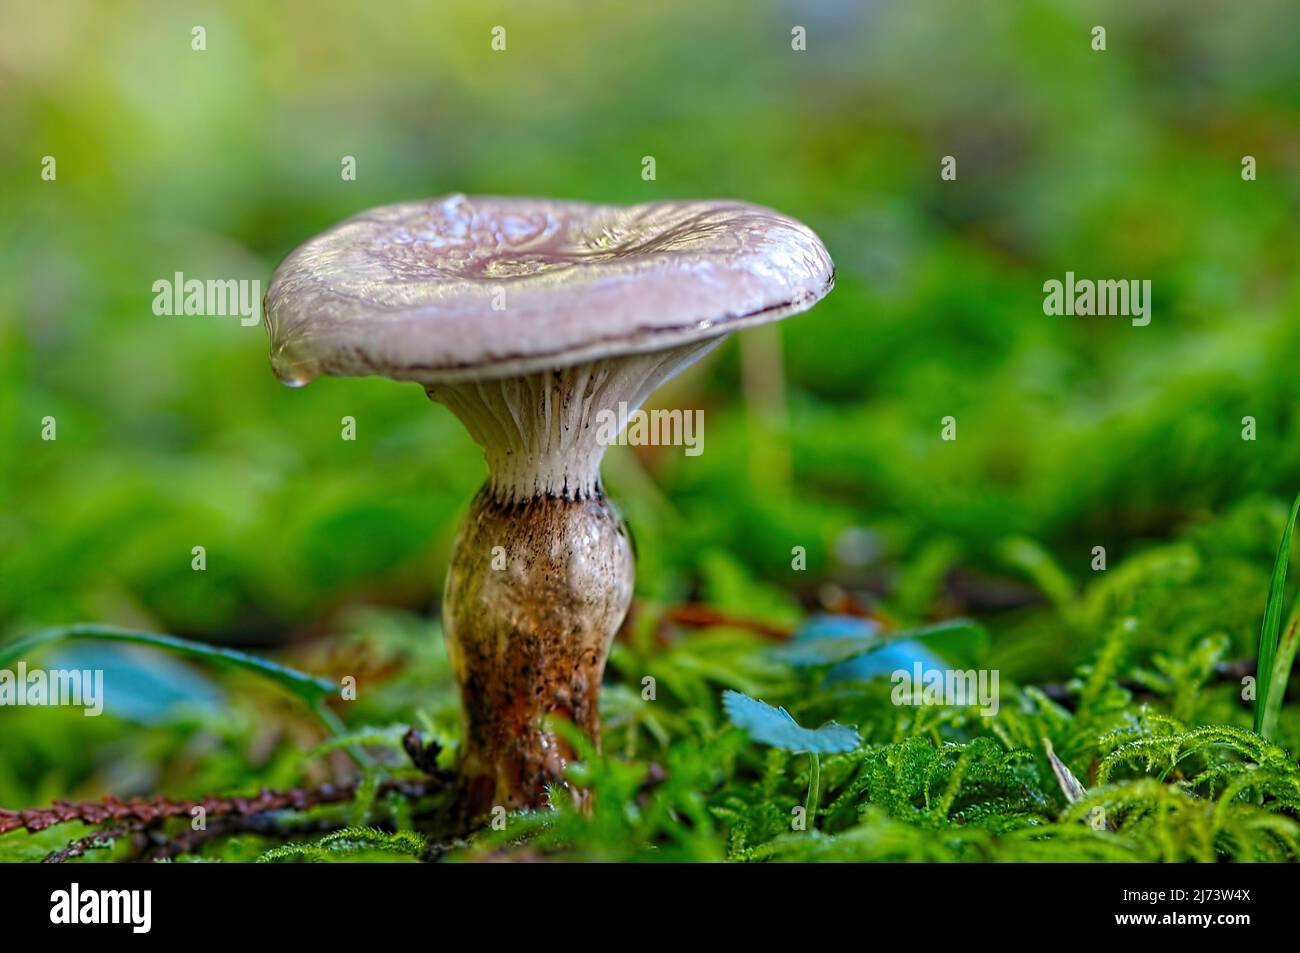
41 825 131 863
662 604 793 640
1 776 445 838
658 597 891 643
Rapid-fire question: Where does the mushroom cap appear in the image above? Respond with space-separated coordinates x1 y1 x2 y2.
264 194 834 385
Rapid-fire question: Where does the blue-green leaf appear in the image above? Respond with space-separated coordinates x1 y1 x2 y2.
722 689 859 753
776 617 985 668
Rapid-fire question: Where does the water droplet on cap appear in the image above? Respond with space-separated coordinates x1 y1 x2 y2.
270 352 318 388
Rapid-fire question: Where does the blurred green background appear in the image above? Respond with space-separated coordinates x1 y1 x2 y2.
0 0 1297 821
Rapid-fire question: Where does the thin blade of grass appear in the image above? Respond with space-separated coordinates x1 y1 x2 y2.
0 623 335 705
1254 492 1300 738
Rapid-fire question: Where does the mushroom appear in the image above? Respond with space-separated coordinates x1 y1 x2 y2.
264 194 833 815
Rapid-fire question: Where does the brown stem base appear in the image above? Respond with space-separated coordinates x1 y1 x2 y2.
442 486 634 817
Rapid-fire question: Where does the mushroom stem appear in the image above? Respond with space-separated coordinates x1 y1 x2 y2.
429 341 722 814
442 487 632 815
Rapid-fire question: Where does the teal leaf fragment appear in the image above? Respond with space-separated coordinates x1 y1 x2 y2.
722 689 860 753
776 617 986 668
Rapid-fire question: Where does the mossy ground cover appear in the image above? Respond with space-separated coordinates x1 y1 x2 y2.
3 493 1298 862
